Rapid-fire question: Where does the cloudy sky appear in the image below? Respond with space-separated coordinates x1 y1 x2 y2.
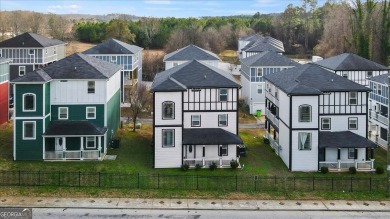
1 0 326 17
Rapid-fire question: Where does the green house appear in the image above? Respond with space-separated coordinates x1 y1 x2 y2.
11 53 122 161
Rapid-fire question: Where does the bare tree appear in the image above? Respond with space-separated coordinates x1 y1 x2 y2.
164 25 205 53
127 83 151 132
48 14 71 40
30 12 45 34
140 18 160 48
0 12 10 41
9 11 29 35
142 50 165 81
204 27 226 54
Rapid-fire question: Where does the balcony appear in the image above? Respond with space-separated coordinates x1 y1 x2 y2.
319 159 375 172
265 108 279 127
369 109 388 126
45 150 101 161
183 157 240 168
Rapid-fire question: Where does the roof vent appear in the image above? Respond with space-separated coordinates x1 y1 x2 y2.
331 79 334 82
74 67 77 71
204 75 207 79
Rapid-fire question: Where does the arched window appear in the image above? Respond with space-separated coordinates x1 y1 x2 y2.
162 101 174 119
23 93 36 112
299 105 311 122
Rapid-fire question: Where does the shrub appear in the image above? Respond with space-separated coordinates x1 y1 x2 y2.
320 166 329 174
230 160 239 169
195 164 202 170
209 162 218 171
263 138 270 144
376 166 384 174
349 166 357 174
181 163 190 171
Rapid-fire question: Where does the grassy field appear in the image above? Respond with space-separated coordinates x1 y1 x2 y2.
219 50 239 64
66 41 96 55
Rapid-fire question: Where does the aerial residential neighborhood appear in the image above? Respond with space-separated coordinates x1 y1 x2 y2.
0 0 390 217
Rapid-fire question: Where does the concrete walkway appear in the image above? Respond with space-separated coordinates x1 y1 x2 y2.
1 197 390 211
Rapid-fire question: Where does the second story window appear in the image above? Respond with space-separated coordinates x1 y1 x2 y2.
23 93 36 112
162 101 174 119
342 72 348 78
86 107 96 119
219 88 228 102
257 84 263 94
367 71 373 77
257 68 263 77
19 66 26 76
191 115 201 127
321 118 331 130
348 117 358 130
29 49 35 55
299 105 311 122
218 114 228 126
377 84 382 95
111 56 117 63
58 107 68 120
88 81 95 94
349 92 357 105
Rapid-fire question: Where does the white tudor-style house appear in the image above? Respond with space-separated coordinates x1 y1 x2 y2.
238 34 284 59
83 38 143 103
367 74 389 148
240 51 300 114
263 63 376 172
314 53 390 87
151 60 243 168
163 44 221 70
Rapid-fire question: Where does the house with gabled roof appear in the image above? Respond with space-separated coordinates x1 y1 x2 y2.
11 53 122 161
0 32 67 94
314 53 390 86
238 34 285 59
163 44 221 70
151 60 243 168
0 57 12 125
240 51 300 114
83 38 143 102
263 63 376 172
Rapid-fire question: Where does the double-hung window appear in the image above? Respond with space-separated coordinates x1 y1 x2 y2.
19 66 26 76
58 107 68 120
86 136 96 149
348 117 358 130
349 92 357 105
162 129 174 147
299 105 311 122
191 115 201 127
219 88 228 102
23 93 36 112
88 81 95 94
298 132 311 150
162 101 174 119
86 107 96 119
219 145 228 156
218 114 228 126
23 121 36 140
348 148 356 159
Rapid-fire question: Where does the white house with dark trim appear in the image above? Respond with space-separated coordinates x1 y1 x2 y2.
163 44 221 70
0 32 66 95
83 38 143 102
238 34 284 59
263 63 376 172
240 51 300 114
367 74 389 148
151 60 243 168
314 53 390 87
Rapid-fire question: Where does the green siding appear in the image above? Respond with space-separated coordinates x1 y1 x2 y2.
106 90 120 146
51 104 105 127
44 83 50 115
15 84 44 117
15 119 43 160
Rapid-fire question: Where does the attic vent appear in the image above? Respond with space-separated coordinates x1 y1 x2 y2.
191 88 201 92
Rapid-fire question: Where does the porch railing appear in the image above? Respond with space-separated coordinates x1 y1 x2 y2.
369 110 388 126
45 150 100 161
183 157 240 168
265 108 279 127
265 131 280 155
319 159 375 172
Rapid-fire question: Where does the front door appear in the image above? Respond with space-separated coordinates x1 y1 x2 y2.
187 145 195 159
55 137 65 151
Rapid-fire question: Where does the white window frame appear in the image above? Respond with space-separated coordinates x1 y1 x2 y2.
367 71 373 77
162 101 174 120
257 68 263 77
58 107 68 120
111 56 117 63
348 148 356 159
86 107 96 119
257 84 263 94
219 88 228 102
23 121 36 140
88 81 95 94
86 136 96 149
349 92 357 105
19 66 26 76
342 71 348 78
218 114 228 127
219 145 228 156
321 118 331 130
191 115 201 127
162 129 175 147
348 117 358 130
22 93 36 112
298 132 311 150
299 105 312 122
29 49 35 55
377 84 382 95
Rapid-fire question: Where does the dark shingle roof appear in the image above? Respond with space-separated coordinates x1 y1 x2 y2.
12 69 52 83
152 60 240 91
241 35 285 53
263 63 371 95
368 73 389 85
43 121 107 136
12 53 122 82
183 128 243 145
83 38 143 55
314 53 389 71
241 51 300 67
163 44 220 62
319 131 376 148
0 32 65 48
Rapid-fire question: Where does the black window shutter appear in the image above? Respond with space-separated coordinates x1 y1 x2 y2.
354 149 358 159
218 146 221 156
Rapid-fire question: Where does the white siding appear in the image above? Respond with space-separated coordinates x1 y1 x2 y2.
165 61 188 70
154 127 182 168
278 89 290 126
291 96 319 129
319 115 366 136
278 122 290 166
291 130 319 171
50 80 107 104
240 74 250 102
325 148 338 162
185 144 237 161
183 112 237 134
184 88 238 111
106 70 121 100
154 92 182 126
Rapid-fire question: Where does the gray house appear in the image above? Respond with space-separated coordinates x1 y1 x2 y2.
238 34 285 59
0 32 67 94
83 38 143 103
240 51 299 114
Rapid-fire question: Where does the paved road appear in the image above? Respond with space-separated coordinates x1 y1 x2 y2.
32 208 390 219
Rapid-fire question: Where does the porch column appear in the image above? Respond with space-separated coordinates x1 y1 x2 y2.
98 136 102 160
219 158 222 167
63 137 66 161
80 137 84 161
202 158 205 167
42 137 45 160
337 148 341 170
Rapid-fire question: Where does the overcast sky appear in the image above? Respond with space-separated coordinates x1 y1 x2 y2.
1 0 326 17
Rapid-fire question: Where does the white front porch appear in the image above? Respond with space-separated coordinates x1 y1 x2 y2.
319 147 375 172
182 144 240 168
319 160 375 172
183 157 240 168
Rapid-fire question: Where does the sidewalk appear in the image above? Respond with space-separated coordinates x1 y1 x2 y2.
1 197 390 211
